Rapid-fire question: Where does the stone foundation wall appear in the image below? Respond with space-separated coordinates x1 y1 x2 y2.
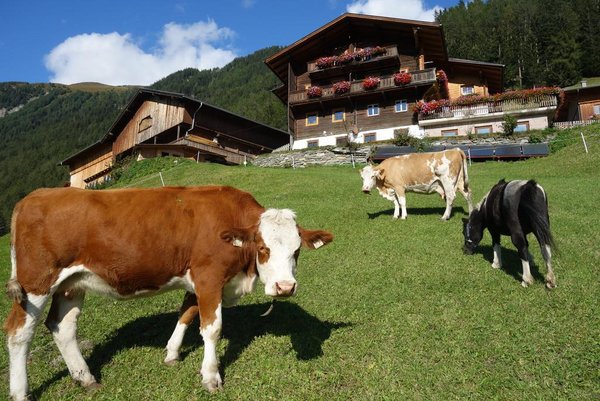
252 147 369 168
253 135 550 168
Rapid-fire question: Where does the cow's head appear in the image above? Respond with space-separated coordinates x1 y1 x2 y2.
462 212 484 255
360 165 383 194
221 209 333 297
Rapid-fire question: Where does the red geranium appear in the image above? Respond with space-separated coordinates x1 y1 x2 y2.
333 81 351 95
362 76 380 90
393 71 412 86
307 86 323 98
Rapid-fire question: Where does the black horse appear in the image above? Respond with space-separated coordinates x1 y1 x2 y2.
462 179 556 288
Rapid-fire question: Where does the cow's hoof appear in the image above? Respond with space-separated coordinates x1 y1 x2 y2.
545 280 557 289
202 378 223 393
521 273 534 287
491 262 501 269
84 382 102 393
164 358 179 367
201 372 223 393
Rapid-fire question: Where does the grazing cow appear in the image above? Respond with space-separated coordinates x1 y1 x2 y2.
462 179 556 288
360 148 473 220
4 186 333 401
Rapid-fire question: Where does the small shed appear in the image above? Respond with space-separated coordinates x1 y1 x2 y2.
61 89 290 188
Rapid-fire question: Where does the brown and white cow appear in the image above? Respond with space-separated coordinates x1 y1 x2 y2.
3 185 333 401
360 148 473 220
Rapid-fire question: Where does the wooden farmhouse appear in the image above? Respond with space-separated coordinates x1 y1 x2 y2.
557 78 600 123
61 89 290 188
265 13 560 148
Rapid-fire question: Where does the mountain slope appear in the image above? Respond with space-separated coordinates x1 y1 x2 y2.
0 46 287 234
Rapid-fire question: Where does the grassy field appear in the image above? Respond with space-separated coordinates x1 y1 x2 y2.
1 130 599 400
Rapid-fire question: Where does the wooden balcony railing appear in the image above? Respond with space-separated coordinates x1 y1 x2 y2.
289 68 436 104
418 95 559 121
307 45 399 73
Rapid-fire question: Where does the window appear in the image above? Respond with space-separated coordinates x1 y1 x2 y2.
307 140 319 148
364 133 377 143
332 109 345 123
442 129 458 137
367 104 380 116
593 104 600 115
514 121 530 133
306 113 318 126
461 85 475 96
475 125 493 135
395 99 408 113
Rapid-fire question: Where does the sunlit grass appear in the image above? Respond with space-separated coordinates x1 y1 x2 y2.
0 131 598 400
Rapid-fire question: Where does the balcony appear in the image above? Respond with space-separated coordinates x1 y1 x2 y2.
307 45 400 75
289 68 437 104
418 95 559 123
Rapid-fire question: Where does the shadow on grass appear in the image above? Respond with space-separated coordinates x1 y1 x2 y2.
475 244 545 284
32 301 350 399
367 206 467 219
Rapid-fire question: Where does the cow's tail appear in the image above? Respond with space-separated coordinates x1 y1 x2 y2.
6 207 23 303
521 180 556 251
460 149 470 192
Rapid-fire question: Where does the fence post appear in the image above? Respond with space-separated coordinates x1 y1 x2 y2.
467 147 472 166
580 132 589 154
159 172 165 187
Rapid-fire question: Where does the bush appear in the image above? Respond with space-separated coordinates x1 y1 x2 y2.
501 114 518 137
393 128 427 151
528 133 544 143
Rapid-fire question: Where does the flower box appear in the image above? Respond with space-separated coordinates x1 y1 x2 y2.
333 81 351 95
393 71 412 86
315 57 336 69
362 76 380 90
306 86 323 98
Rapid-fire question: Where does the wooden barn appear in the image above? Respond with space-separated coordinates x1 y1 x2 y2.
61 89 290 188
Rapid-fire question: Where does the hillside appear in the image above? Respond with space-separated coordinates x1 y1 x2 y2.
0 46 286 234
0 131 597 400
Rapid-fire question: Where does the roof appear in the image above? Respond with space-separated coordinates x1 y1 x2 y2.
61 88 289 165
265 13 448 85
265 13 504 94
563 77 600 91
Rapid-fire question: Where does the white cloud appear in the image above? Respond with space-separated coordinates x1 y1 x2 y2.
242 0 256 8
346 0 443 21
44 20 238 86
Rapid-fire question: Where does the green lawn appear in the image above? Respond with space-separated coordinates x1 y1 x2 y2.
1 130 599 400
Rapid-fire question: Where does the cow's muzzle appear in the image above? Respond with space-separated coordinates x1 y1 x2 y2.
275 280 296 297
463 243 475 255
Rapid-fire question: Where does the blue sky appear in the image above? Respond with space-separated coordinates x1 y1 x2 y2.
0 0 459 85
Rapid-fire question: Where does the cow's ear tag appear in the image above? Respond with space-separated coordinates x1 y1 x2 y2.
232 238 243 247
313 239 324 249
